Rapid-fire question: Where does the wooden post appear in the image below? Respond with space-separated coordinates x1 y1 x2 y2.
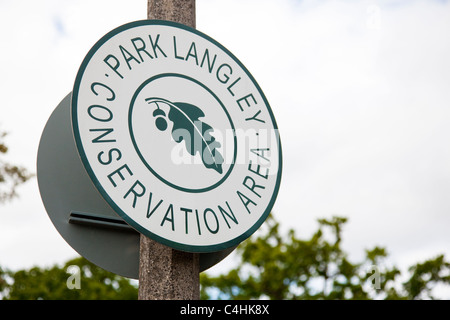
147 0 195 28
138 0 199 300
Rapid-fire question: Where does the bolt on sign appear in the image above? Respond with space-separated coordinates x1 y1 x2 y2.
72 20 282 252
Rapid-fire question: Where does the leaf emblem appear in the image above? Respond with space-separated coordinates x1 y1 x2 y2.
145 97 224 174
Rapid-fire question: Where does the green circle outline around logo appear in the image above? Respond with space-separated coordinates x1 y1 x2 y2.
128 73 237 193
72 19 283 253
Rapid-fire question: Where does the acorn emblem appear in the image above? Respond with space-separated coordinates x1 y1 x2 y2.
152 106 168 131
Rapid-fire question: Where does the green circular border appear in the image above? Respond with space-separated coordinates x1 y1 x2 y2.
72 19 283 253
129 73 237 193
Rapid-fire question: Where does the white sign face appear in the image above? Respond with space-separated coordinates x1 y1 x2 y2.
72 20 282 252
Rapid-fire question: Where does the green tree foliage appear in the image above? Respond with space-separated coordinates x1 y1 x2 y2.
0 257 138 300
0 129 33 202
2 215 449 299
200 215 450 300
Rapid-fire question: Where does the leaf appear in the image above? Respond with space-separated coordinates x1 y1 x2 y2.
146 97 224 174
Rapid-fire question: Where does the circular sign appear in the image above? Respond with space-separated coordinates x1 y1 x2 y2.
72 20 282 252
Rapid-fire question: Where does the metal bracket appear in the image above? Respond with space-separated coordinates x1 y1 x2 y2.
69 211 137 233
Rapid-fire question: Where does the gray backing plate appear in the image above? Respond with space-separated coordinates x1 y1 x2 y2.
37 93 235 279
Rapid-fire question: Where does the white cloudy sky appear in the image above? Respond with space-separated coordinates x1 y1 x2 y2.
1 0 450 294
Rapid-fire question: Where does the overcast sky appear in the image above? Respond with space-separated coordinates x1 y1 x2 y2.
1 0 450 296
